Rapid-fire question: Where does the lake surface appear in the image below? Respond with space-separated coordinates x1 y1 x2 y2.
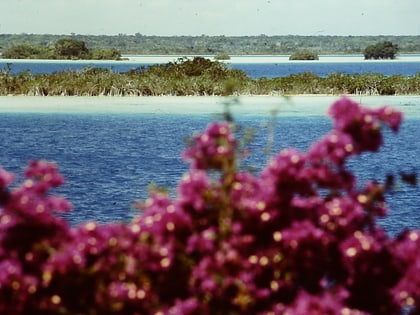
231 61 420 78
0 96 418 236
1 55 420 78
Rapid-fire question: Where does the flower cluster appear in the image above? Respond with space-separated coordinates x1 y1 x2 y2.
0 96 418 314
183 122 236 170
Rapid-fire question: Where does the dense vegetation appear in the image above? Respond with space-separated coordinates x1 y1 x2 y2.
1 97 419 314
1 38 122 60
1 34 419 55
289 50 319 60
1 57 419 96
364 41 399 60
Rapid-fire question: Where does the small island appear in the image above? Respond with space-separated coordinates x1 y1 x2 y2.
1 38 122 60
289 50 319 60
1 56 419 96
363 41 399 60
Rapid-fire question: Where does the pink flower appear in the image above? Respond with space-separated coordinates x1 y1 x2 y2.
183 122 236 170
0 98 415 315
0 167 15 188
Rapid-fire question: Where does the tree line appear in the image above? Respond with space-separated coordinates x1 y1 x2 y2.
1 57 419 96
1 34 419 55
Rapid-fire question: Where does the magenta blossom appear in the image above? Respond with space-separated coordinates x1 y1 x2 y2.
0 97 417 315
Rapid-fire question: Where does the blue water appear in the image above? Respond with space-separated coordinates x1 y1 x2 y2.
230 61 420 78
1 58 420 78
0 111 418 235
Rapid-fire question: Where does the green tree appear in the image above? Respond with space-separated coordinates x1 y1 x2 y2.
54 38 90 59
364 41 399 59
1 44 50 59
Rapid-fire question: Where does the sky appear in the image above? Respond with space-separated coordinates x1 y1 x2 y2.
1 0 419 36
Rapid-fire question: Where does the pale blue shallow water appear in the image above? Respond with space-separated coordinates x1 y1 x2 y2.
0 109 418 235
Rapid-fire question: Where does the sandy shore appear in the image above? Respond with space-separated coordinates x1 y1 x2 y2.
0 95 419 118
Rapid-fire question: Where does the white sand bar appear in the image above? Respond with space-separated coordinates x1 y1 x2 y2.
3 54 420 65
0 95 419 118
123 54 420 64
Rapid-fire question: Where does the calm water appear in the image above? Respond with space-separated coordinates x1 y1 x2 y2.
0 108 418 235
1 56 420 78
231 61 420 78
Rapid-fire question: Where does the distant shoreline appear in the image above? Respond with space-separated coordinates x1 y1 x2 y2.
1 34 419 56
2 54 420 64
124 54 420 64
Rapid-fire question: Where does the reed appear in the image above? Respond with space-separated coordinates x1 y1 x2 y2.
1 58 419 96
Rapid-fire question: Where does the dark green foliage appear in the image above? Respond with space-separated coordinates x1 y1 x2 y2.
54 38 89 59
289 50 319 60
167 57 216 76
364 41 399 60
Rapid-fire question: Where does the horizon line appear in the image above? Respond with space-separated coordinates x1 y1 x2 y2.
2 33 419 37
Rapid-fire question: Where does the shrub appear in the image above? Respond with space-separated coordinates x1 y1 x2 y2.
0 97 419 314
1 44 52 59
289 50 319 60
